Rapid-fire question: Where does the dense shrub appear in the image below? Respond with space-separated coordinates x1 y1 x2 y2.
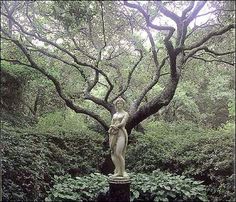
34 110 90 134
2 123 104 201
2 111 234 201
126 121 234 201
46 171 207 202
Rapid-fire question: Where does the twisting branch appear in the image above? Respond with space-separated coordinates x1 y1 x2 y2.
0 38 109 130
2 12 114 94
100 1 106 49
71 36 96 60
13 36 114 114
106 50 125 61
123 0 179 115
155 1 180 24
25 2 42 38
2 1 21 36
196 8 235 19
191 56 235 66
124 0 175 41
129 27 164 112
185 24 235 50
146 27 159 68
111 49 143 102
202 48 235 56
171 1 206 48
185 1 207 26
165 40 177 78
181 1 195 18
185 21 220 40
185 46 235 62
130 56 169 114
126 71 180 133
2 10 116 112
14 36 89 82
96 2 114 102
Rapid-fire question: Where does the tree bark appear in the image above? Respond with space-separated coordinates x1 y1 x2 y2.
126 75 179 134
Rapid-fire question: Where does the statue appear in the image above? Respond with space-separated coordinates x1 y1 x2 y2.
108 96 129 178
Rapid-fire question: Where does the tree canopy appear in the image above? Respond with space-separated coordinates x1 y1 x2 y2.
1 1 235 133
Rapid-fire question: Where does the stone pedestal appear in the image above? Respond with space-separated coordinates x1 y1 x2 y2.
108 176 131 202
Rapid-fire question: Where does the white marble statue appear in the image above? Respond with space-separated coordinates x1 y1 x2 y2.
108 96 129 178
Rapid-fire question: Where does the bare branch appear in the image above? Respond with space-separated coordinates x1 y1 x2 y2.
201 48 235 56
191 56 235 66
84 93 115 115
181 2 195 18
165 40 177 78
2 12 115 102
2 13 101 73
1 57 109 131
100 1 107 49
175 1 206 47
155 1 180 24
15 37 89 82
127 74 180 133
106 50 125 61
111 49 143 102
124 0 175 41
22 41 114 114
196 8 235 19
185 1 207 25
185 46 235 62
185 24 235 50
185 21 220 40
2 1 21 36
25 2 42 38
71 36 96 60
130 56 168 113
146 28 159 68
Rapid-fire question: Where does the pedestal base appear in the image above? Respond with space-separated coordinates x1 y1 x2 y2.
108 176 131 202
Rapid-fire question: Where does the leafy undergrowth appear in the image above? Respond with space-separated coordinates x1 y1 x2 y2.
2 123 104 201
46 171 207 202
127 121 235 201
2 113 234 201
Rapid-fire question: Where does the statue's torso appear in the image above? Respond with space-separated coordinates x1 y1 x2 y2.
113 112 125 125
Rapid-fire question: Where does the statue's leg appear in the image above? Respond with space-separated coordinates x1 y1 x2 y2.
111 152 118 175
110 135 118 175
122 130 128 157
115 134 126 176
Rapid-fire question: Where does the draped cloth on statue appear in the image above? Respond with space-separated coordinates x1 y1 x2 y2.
109 116 128 156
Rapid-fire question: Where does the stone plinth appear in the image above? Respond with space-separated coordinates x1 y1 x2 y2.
108 176 131 202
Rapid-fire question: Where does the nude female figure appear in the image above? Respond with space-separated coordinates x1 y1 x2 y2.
108 97 129 178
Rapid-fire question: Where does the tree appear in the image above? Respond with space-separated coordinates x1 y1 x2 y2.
1 1 235 135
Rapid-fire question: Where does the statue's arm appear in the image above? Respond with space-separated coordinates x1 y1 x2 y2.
109 117 117 132
116 113 129 128
110 116 116 127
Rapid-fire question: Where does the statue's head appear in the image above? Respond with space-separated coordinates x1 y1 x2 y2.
114 96 126 110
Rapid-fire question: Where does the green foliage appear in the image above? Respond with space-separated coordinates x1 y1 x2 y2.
1 1 234 202
163 81 201 122
228 100 235 119
45 173 108 201
46 171 207 202
52 1 98 30
1 60 35 79
127 121 234 201
130 171 207 202
2 124 104 201
206 75 233 102
34 110 89 134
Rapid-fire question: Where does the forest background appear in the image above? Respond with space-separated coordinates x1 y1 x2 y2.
1 1 235 201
